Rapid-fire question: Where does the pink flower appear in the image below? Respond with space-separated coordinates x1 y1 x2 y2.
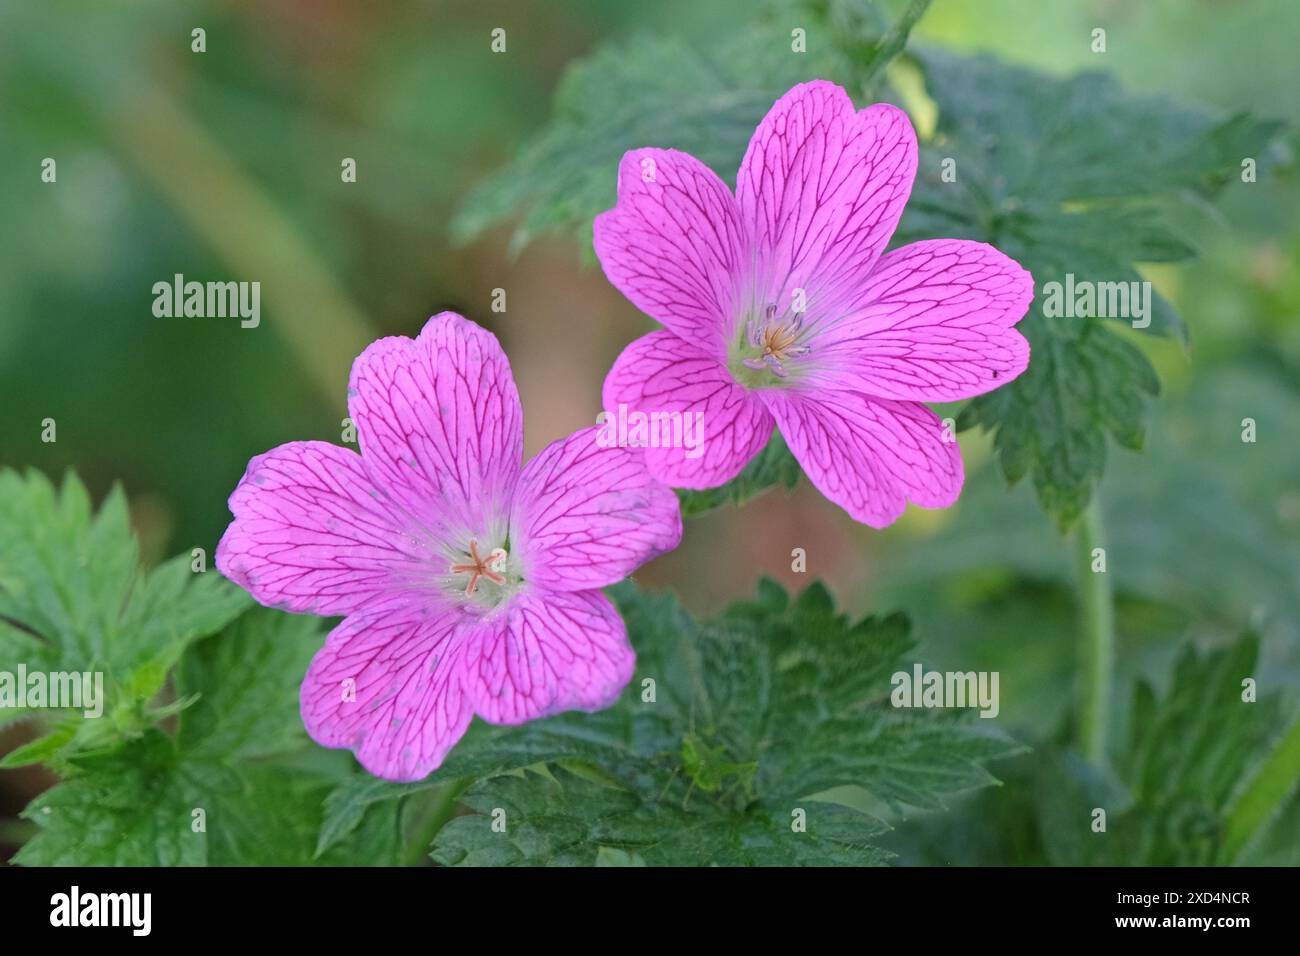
216 312 682 781
595 81 1034 526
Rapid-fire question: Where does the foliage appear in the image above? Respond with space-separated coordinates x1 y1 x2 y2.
887 635 1300 867
427 580 1017 866
2 467 1013 865
908 49 1283 526
2 0 1294 871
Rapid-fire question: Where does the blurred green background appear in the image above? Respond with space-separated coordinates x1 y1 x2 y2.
1 0 1297 864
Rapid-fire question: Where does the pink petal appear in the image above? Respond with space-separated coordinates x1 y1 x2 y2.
593 148 747 358
737 82 916 323
762 389 963 527
601 330 773 489
348 311 523 543
510 425 682 592
467 589 634 725
810 240 1033 401
216 441 423 615
300 599 475 782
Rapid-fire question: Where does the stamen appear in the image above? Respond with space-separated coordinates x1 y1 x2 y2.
742 303 809 377
450 539 508 595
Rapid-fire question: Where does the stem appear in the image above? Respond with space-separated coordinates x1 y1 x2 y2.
860 0 933 84
1223 710 1300 862
1074 498 1115 765
113 87 377 409
400 778 469 867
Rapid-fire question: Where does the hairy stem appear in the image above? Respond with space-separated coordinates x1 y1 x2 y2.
1074 498 1115 765
1223 710 1300 861
868 0 934 75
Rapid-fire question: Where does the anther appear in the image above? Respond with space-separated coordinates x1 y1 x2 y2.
450 539 508 595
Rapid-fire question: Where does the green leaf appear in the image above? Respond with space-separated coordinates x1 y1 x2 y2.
956 320 1160 524
175 608 321 760
0 720 79 769
114 552 255 689
315 773 439 859
434 765 896 867
15 731 206 866
902 50 1284 527
878 365 1300 671
0 470 134 670
0 620 49 729
430 579 1018 866
198 762 402 867
176 607 402 865
1222 708 1300 861
451 0 924 254
432 766 645 866
15 604 405 867
1234 794 1300 867
0 469 250 770
0 469 250 726
1115 636 1277 865
595 846 647 867
1031 635 1281 866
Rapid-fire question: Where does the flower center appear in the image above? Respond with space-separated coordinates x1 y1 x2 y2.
752 323 800 368
449 539 509 596
730 304 811 386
